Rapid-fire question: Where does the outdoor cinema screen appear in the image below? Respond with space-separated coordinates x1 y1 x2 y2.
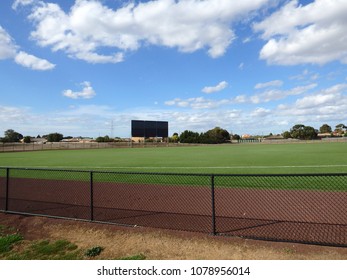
131 120 168 137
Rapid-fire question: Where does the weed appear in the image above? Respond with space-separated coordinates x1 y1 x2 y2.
283 247 296 254
6 239 81 260
85 246 104 257
0 234 23 254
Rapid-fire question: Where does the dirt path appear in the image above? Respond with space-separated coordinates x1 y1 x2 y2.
1 213 347 260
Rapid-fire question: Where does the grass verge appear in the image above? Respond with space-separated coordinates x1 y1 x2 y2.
0 224 145 260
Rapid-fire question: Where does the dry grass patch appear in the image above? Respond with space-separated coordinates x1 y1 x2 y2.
1 214 347 260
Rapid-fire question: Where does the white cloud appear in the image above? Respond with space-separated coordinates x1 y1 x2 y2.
234 95 247 103
62 81 96 99
22 0 270 63
2 83 347 137
166 83 317 110
165 96 231 109
12 0 34 10
295 84 347 109
74 52 124 64
0 25 55 70
254 0 347 65
254 80 283 89
290 69 320 81
276 84 347 126
202 81 228 94
0 26 18 59
250 107 271 117
250 83 317 103
15 51 55 70
0 105 28 121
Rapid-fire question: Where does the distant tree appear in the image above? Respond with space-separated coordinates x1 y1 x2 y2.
335 123 346 135
170 133 179 143
231 134 241 141
319 124 332 134
282 131 291 139
179 128 230 144
37 135 41 138
23 136 31 143
290 124 305 139
47 133 63 142
290 124 317 140
95 136 105 142
95 135 113 142
201 127 230 144
335 123 346 129
179 130 200 143
303 126 318 140
3 129 23 142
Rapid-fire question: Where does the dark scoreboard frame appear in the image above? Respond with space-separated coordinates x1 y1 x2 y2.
131 120 168 138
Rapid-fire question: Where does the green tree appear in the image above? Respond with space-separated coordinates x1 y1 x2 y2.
202 127 230 144
179 130 200 143
95 135 113 142
23 136 31 143
290 124 305 139
290 124 317 140
231 134 241 140
335 123 346 135
3 129 23 142
319 124 332 133
282 131 291 139
47 133 63 142
302 126 318 140
170 133 179 143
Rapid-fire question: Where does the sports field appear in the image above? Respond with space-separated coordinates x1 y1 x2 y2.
0 142 347 174
1 142 347 246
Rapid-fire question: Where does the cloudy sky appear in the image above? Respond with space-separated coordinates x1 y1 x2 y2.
1 0 347 138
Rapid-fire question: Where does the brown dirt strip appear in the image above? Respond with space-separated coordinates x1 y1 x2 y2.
1 177 346 246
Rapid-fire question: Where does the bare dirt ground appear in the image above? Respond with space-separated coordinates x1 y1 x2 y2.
1 213 347 260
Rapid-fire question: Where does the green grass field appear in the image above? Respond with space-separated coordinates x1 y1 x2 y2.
0 142 347 191
0 142 347 174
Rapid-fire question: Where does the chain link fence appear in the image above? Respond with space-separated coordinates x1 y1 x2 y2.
0 167 346 246
0 168 6 211
0 142 199 152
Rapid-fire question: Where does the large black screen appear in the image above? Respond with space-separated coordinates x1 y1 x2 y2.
131 120 145 137
156 121 169 137
131 120 168 137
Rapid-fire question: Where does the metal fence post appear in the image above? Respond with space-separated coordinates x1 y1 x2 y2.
211 174 216 235
90 171 94 221
5 168 9 212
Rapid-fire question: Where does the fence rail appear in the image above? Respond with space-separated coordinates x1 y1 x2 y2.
0 142 206 152
0 167 346 247
2 137 347 152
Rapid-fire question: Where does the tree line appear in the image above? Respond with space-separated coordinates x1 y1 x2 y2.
0 129 63 143
1 123 346 144
282 123 347 140
171 127 230 144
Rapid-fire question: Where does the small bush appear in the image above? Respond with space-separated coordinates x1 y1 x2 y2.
0 234 23 254
85 246 104 257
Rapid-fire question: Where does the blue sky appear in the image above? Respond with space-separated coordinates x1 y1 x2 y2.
1 0 347 138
